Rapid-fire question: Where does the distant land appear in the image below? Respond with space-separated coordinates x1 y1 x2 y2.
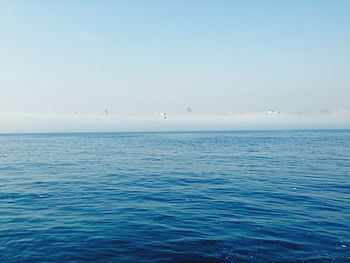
1 108 349 133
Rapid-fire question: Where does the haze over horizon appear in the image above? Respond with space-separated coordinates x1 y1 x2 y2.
1 1 350 132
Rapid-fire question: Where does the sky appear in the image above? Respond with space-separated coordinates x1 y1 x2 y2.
0 0 350 132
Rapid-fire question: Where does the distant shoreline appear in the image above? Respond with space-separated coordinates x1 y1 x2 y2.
1 128 350 136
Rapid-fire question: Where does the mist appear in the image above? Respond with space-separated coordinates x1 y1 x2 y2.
1 1 350 132
1 109 349 134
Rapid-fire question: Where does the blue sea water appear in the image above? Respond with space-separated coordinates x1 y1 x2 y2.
0 130 349 262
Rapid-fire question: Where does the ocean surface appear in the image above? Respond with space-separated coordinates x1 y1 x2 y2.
0 130 349 262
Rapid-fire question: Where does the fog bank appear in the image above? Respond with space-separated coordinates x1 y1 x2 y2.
1 110 349 133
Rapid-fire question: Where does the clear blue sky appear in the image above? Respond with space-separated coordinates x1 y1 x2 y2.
1 0 349 116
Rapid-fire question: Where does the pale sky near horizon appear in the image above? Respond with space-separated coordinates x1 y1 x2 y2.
1 0 350 118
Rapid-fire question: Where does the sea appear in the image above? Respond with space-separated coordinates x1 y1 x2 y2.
0 130 349 262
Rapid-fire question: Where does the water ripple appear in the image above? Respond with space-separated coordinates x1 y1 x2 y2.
0 130 349 262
